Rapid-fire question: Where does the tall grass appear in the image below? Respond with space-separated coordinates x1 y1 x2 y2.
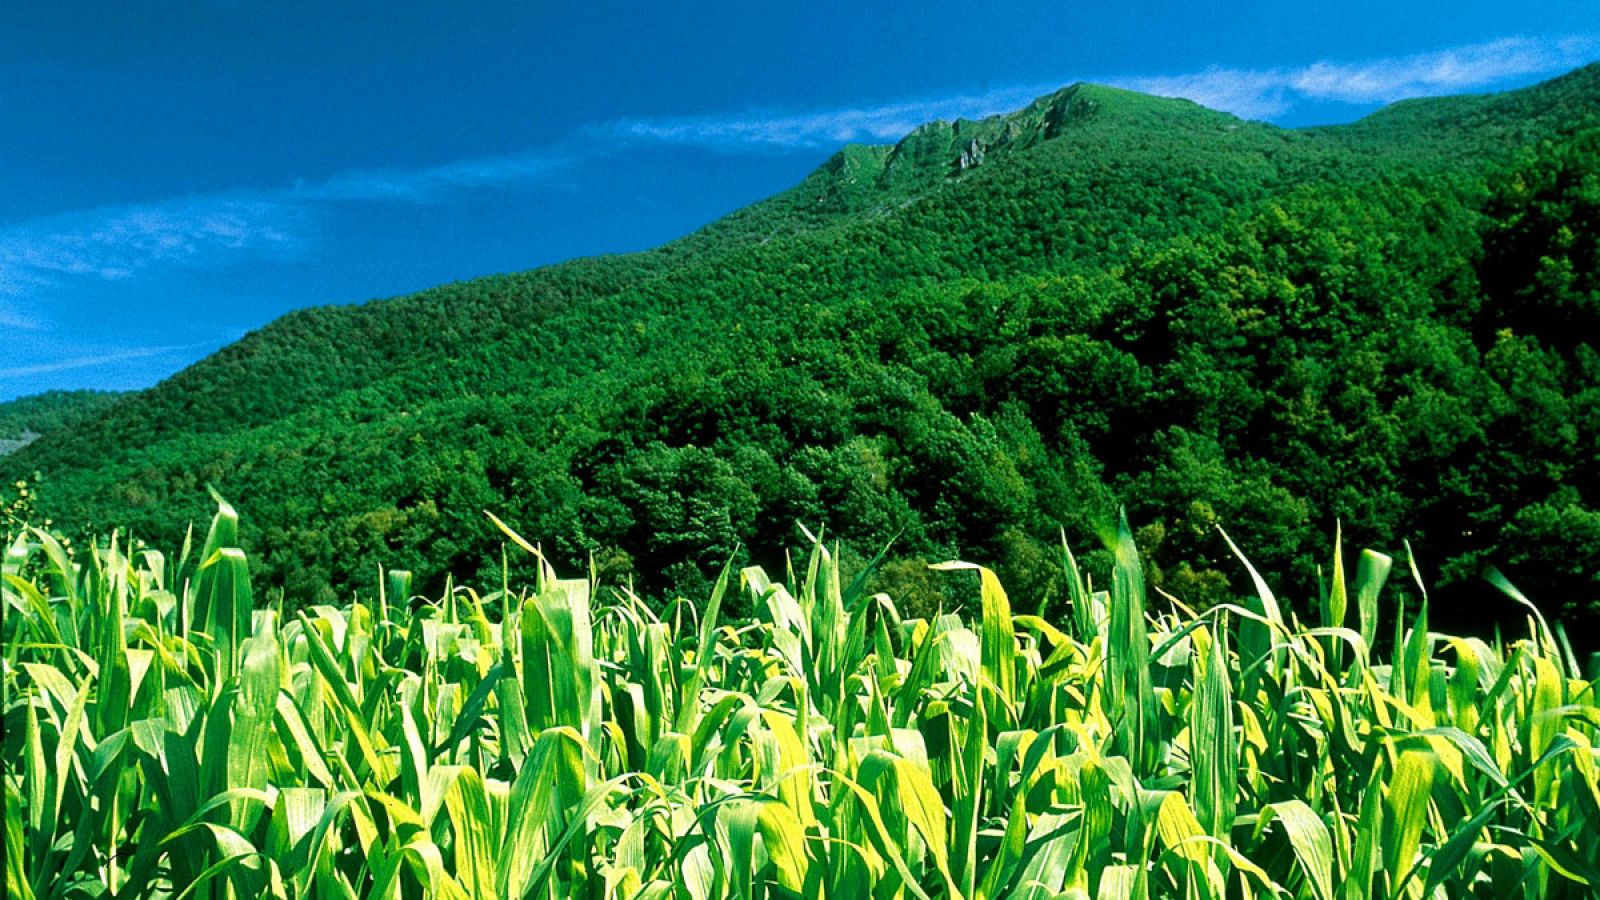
4 498 1598 898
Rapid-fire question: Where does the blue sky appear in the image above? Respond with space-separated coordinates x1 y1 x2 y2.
3 1 1597 401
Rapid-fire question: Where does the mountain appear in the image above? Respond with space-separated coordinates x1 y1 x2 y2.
4 67 1598 633
0 390 124 457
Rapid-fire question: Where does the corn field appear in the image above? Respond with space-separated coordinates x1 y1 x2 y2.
4 498 1599 899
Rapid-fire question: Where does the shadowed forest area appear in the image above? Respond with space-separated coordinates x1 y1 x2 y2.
3 68 1598 644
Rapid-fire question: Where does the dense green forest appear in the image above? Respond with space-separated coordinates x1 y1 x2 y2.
0 390 123 456
3 67 1598 634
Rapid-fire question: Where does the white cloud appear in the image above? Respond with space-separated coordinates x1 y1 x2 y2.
608 86 1051 149
0 198 303 295
0 343 201 379
3 32 1595 307
299 151 570 203
1113 69 1293 120
609 33 1600 150
0 300 46 330
0 149 570 299
1285 35 1600 104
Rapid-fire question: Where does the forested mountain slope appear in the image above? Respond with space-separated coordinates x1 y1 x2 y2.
0 390 123 456
5 66 1598 632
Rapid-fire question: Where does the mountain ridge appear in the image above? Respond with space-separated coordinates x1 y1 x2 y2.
5 68 1598 630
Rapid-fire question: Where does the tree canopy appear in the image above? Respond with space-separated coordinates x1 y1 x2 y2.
4 67 1599 636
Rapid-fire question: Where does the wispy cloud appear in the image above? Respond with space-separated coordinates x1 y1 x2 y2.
1113 69 1296 120
0 343 209 380
1286 35 1600 104
3 33 1595 307
1122 34 1600 115
0 198 304 295
608 87 1051 149
0 150 570 299
609 33 1600 149
0 299 46 331
297 151 571 203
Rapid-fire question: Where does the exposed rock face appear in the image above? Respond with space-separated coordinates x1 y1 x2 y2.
0 431 40 457
809 83 1226 198
958 137 986 171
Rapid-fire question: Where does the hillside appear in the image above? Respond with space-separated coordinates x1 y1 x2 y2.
0 390 123 457
4 66 1598 632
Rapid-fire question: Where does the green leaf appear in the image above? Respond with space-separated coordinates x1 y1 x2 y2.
1353 550 1392 658
1263 800 1335 900
1191 626 1236 841
1383 750 1437 898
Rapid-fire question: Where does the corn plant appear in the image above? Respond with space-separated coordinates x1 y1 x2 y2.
4 498 1598 898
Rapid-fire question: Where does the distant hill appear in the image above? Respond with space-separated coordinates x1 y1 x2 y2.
4 66 1598 633
0 390 124 457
